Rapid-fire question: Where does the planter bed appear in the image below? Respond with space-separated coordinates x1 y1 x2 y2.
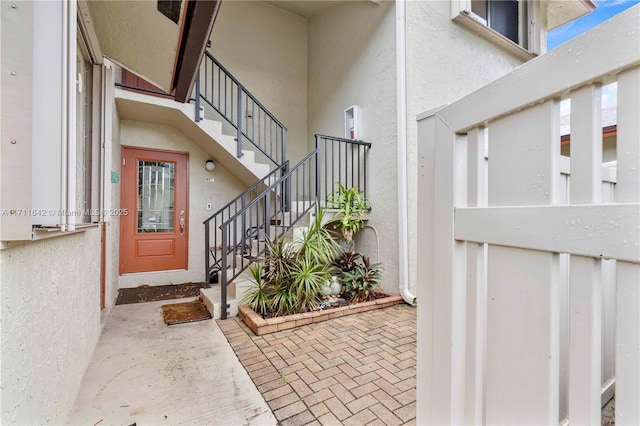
238 289 404 335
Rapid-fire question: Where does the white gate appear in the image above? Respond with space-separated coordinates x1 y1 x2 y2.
416 6 640 425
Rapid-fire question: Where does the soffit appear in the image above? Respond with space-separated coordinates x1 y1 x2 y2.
547 0 598 30
265 0 347 18
86 0 184 92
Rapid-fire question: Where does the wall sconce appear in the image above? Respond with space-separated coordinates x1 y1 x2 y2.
205 159 216 171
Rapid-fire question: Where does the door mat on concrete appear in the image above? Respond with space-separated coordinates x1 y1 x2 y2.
161 299 212 325
115 282 210 305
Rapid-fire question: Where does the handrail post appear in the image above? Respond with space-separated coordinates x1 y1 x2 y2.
195 69 202 122
282 128 287 168
236 85 243 158
204 221 210 283
265 191 271 242
283 161 290 213
315 135 322 203
221 226 228 320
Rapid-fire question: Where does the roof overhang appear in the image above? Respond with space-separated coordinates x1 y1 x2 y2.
547 0 598 30
85 0 220 102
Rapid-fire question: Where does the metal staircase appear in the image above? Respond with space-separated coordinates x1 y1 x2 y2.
118 52 372 320
204 134 371 319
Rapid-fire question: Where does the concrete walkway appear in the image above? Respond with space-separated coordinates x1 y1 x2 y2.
218 304 416 426
67 298 276 426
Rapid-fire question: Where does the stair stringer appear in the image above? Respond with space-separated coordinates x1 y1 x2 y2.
114 88 270 186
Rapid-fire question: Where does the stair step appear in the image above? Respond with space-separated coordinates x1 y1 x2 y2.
201 274 254 320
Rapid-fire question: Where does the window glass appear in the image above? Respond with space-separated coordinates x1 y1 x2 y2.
137 161 175 233
76 38 93 223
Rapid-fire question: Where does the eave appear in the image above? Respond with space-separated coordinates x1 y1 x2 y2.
85 0 220 101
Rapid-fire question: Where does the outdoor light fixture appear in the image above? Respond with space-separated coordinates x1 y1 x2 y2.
205 159 216 171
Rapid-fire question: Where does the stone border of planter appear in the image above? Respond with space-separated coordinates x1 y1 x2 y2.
238 290 405 335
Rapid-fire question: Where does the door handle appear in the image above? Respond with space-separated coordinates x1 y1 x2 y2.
179 217 185 236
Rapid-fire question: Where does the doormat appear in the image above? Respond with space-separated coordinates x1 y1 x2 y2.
161 299 212 325
115 282 210 305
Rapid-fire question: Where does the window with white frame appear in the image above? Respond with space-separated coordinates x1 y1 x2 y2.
452 0 542 59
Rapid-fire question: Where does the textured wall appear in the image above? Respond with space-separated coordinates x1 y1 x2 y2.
116 120 247 288
1 230 102 424
405 0 524 293
308 1 398 293
209 1 308 165
106 98 121 306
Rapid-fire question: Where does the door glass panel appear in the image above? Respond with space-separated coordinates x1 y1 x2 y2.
137 161 175 233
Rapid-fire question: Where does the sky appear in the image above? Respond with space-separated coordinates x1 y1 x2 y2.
547 0 640 50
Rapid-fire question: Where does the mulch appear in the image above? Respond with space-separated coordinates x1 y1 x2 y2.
115 282 210 305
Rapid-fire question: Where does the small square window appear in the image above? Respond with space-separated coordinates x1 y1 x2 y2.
453 0 539 59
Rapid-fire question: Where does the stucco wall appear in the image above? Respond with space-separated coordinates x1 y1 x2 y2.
116 120 247 288
308 1 398 293
209 1 308 165
0 230 102 424
105 97 122 306
405 0 524 292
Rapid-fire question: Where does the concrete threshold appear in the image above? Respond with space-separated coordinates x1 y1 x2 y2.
67 298 276 426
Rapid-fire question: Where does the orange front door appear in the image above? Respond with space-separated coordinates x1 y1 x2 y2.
120 147 189 274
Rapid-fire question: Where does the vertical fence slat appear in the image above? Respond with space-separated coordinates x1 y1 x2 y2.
485 100 561 424
464 126 487 425
568 83 603 424
615 66 640 424
431 118 467 424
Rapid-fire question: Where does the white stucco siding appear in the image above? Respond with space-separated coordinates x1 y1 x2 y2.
209 1 308 165
116 120 247 288
308 1 399 294
405 0 525 294
0 230 102 425
107 99 122 305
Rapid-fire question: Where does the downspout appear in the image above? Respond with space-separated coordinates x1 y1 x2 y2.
396 0 416 305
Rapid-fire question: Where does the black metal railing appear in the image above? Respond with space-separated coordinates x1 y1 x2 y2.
195 52 287 167
214 151 318 318
315 134 372 205
208 135 371 319
203 161 289 286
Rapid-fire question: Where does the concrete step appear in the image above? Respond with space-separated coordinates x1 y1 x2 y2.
201 272 254 320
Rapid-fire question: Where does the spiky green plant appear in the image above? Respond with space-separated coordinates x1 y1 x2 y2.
263 238 296 285
290 254 331 312
326 184 370 241
241 264 271 316
295 205 339 265
270 280 298 316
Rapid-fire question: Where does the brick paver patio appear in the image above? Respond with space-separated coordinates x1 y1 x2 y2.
217 304 416 426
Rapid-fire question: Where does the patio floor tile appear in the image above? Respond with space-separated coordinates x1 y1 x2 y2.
219 304 416 425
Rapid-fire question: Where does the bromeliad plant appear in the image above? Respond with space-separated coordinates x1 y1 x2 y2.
326 184 370 242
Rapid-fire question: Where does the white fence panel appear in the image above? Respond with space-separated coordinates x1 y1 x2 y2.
416 6 640 425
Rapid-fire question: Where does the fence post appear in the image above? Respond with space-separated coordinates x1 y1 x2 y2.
236 85 243 158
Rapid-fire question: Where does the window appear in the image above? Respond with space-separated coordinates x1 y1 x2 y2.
472 0 521 44
452 0 540 59
77 36 94 224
